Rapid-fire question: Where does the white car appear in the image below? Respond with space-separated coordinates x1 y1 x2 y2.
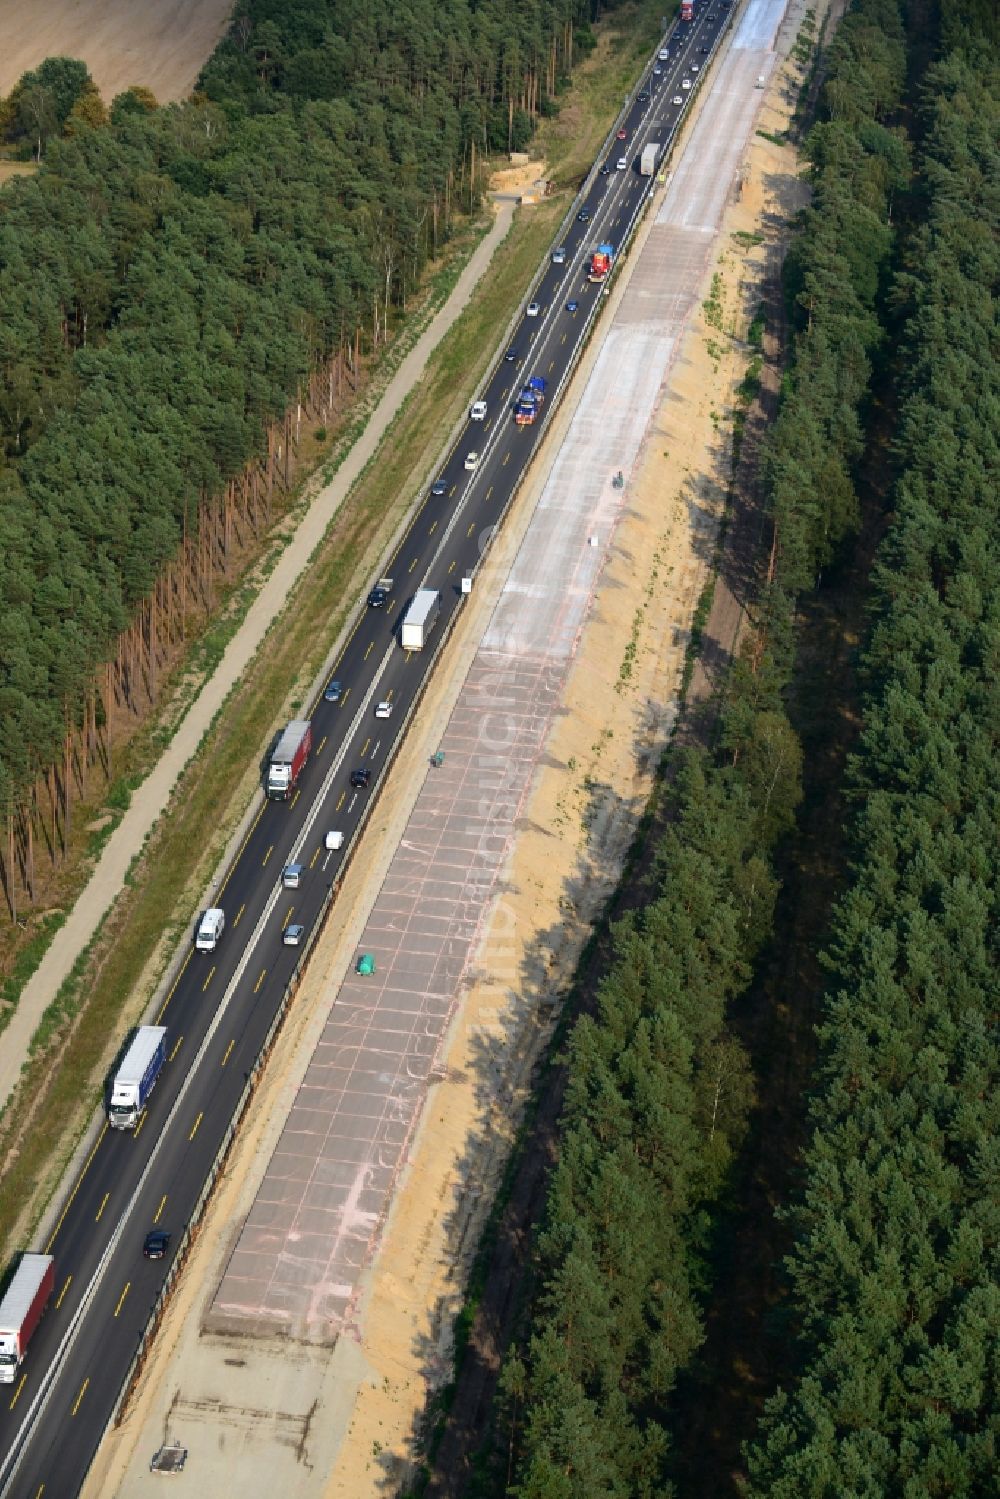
682 77 692 90
374 701 393 719
470 400 487 421
658 47 669 60
526 301 541 317
691 62 700 72
464 451 480 471
653 65 663 75
617 157 628 170
551 246 567 264
672 94 683 105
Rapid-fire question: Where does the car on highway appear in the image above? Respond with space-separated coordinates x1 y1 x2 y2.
430 476 448 496
566 299 579 313
700 44 711 52
601 162 612 175
658 46 670 60
323 677 343 702
350 768 372 789
638 89 650 101
682 78 692 89
374 700 393 719
552 246 567 264
367 581 391 607
616 127 628 140
653 65 663 75
526 301 541 317
464 451 480 471
283 923 305 946
691 62 700 72
576 208 591 223
505 346 520 362
470 400 487 421
143 1230 171 1260
617 157 628 170
672 95 684 105
282 863 303 889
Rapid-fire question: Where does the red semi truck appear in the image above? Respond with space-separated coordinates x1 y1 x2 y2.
266 720 312 800
588 243 615 283
0 1254 55 1383
681 0 694 18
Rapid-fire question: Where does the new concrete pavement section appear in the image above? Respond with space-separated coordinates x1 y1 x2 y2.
0 200 516 1114
209 0 789 1347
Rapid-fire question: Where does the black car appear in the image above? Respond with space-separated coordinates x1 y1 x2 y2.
350 768 372 789
638 89 650 101
504 347 519 363
700 44 711 52
577 208 591 223
143 1230 171 1260
367 584 390 608
430 477 448 496
323 678 343 702
601 162 611 175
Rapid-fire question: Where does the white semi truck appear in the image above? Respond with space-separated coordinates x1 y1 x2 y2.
108 1025 168 1129
401 589 442 651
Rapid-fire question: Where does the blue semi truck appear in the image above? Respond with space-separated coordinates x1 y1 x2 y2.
108 1025 168 1130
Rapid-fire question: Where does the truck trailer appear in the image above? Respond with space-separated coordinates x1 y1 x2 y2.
588 243 615 283
108 1025 168 1130
401 589 442 651
0 1254 55 1383
640 142 661 176
514 375 548 426
267 720 312 799
681 0 694 18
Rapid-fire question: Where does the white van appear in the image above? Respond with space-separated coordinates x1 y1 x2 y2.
195 907 225 952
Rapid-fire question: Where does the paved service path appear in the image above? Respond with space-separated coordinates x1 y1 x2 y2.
0 201 516 1115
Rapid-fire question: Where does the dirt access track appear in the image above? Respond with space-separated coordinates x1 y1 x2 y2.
0 0 233 103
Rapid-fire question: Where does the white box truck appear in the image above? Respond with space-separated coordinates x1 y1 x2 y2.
640 142 661 176
108 1026 168 1129
401 589 442 651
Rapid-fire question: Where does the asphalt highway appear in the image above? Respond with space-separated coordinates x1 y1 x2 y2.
0 5 728 1493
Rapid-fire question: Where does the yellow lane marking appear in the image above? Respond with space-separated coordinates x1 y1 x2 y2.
448 560 456 574
219 799 266 897
202 965 215 992
316 735 327 755
8 1373 26 1411
309 845 320 868
548 359 555 373
282 908 294 929
189 1113 203 1142
233 902 245 929
448 485 456 497
133 1110 148 1140
253 969 266 994
95 1192 109 1223
429 520 438 535
341 687 350 705
153 1195 167 1224
156 949 192 1022
408 558 417 573
467 523 476 537
364 641 374 660
262 844 273 867
361 737 371 755
55 1276 72 1310
486 485 494 501
222 1039 235 1067
169 1035 184 1062
46 1126 107 1252
114 1283 130 1319
502 451 510 466
291 788 300 808
561 332 567 344
336 791 345 811
71 1378 89 1416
